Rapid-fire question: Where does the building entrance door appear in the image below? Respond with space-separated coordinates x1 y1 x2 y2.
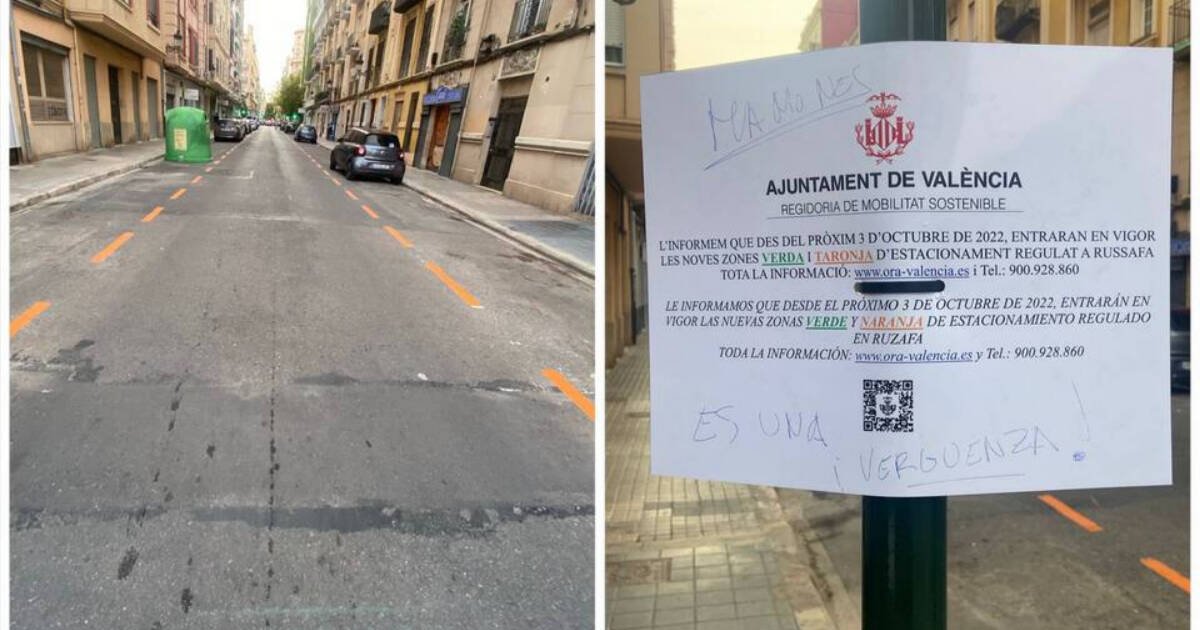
84 56 101 148
107 66 122 144
481 96 527 190
426 105 450 171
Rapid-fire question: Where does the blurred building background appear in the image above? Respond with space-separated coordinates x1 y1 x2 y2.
604 0 1189 367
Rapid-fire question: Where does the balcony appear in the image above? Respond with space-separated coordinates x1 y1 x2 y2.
369 2 391 35
394 0 420 13
994 0 1039 43
1172 0 1189 58
65 0 166 59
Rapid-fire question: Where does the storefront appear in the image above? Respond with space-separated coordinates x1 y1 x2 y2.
415 85 467 177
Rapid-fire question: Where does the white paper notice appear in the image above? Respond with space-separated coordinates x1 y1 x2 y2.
641 42 1172 497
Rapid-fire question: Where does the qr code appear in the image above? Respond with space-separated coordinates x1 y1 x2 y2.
863 380 913 432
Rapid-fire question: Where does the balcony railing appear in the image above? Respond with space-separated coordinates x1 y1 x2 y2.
994 0 1040 42
369 1 391 34
441 5 469 62
1171 0 1189 56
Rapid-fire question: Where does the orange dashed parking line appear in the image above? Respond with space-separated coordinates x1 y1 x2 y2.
142 206 164 223
191 175 203 184
425 261 481 308
383 225 412 248
1141 558 1190 593
10 301 50 338
170 188 187 200
361 204 379 219
91 231 135 264
345 189 359 201
541 369 596 421
1037 494 1102 533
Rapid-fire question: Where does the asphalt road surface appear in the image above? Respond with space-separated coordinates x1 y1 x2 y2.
10 128 595 628
781 394 1189 629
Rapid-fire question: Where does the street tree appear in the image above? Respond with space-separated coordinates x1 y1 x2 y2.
273 73 306 119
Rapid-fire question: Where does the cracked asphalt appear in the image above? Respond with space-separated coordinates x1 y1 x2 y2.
10 128 595 628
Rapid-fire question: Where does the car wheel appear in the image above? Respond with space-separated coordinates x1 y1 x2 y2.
329 156 338 171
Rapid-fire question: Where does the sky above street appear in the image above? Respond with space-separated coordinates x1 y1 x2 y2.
673 0 818 69
246 0 308 98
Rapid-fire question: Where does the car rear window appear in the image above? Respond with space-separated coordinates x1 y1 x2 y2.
365 134 400 148
299 126 315 132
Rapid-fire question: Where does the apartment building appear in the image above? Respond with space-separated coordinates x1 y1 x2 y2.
10 0 167 161
603 0 670 366
285 28 306 77
307 0 594 213
947 0 1190 304
160 0 244 118
242 25 262 114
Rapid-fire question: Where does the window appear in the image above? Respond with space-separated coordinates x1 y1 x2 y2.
207 0 214 25
1087 0 1110 44
399 17 416 77
148 0 160 27
442 1 470 62
21 40 71 122
1131 0 1154 40
509 0 551 42
416 11 433 72
188 28 199 66
605 0 624 64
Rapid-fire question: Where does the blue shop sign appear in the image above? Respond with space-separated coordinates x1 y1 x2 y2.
424 86 465 106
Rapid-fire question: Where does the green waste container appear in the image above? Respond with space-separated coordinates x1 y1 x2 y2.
164 107 212 163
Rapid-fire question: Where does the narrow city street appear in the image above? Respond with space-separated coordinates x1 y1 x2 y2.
781 394 1190 629
10 127 595 628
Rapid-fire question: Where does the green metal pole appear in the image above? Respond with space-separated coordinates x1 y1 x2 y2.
858 2 947 630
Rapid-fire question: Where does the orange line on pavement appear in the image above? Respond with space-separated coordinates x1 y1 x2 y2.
345 189 359 201
91 231 135 264
142 206 165 223
383 225 412 248
10 301 50 338
170 188 187 200
541 369 596 421
191 175 203 184
214 159 222 165
205 166 213 173
1141 558 1190 593
1037 494 1102 533
330 178 342 186
425 261 481 308
361 204 379 219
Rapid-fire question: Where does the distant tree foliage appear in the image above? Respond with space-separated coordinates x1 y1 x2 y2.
272 73 306 116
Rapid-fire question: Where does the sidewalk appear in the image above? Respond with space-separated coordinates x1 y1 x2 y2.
606 339 837 630
317 137 594 277
9 141 164 212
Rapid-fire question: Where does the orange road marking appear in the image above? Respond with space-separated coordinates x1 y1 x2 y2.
383 225 412 248
91 231 135 264
142 206 165 223
425 261 481 308
330 178 342 186
170 188 187 200
1141 558 1190 593
345 189 359 201
191 175 203 184
10 301 50 338
214 159 222 165
1037 494 1102 533
205 167 213 173
541 369 596 421
361 204 379 219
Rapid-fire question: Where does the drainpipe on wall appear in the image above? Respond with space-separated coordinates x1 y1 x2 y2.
9 11 36 162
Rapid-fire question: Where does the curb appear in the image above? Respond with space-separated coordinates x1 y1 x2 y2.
404 179 595 280
10 152 165 212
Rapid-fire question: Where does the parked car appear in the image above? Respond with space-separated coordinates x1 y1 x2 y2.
1171 309 1189 391
214 118 244 142
329 128 405 184
294 124 318 143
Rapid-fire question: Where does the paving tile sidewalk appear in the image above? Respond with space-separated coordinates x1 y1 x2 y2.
606 340 837 630
9 141 165 212
317 137 593 277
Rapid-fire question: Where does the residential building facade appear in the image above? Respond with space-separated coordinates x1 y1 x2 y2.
10 0 167 161
306 0 595 214
946 0 1190 305
285 28 306 77
161 0 245 119
604 0 670 366
243 25 262 114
